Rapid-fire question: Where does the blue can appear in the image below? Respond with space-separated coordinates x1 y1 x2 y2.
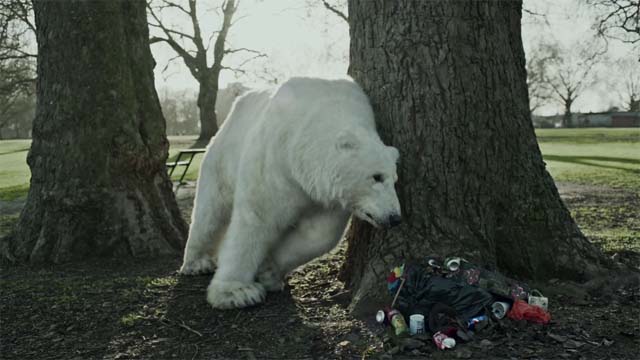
467 315 488 331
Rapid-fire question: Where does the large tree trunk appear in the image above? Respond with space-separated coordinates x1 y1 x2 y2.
195 79 219 147
341 0 605 315
1 0 188 263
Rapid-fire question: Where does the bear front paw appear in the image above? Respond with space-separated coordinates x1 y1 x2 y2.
207 280 266 309
179 257 216 275
257 269 285 292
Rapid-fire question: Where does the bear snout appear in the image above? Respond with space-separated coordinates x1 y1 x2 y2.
386 213 402 228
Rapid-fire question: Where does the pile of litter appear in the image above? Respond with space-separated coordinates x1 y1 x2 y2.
378 257 552 354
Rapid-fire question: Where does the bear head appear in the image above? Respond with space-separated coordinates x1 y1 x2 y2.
332 130 402 229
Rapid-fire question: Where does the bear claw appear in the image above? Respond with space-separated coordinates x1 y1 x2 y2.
179 257 216 275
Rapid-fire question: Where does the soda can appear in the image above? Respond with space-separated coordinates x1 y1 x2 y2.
492 301 511 319
467 315 488 331
445 257 461 272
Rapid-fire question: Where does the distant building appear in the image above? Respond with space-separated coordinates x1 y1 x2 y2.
532 111 640 128
577 112 640 128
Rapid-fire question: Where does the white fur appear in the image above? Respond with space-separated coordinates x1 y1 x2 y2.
180 77 401 309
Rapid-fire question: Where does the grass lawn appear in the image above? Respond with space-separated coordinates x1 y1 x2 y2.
0 136 202 201
536 128 640 190
3 129 638 200
0 140 31 201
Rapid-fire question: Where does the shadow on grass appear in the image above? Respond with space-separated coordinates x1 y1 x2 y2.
0 184 29 202
0 148 29 156
544 154 640 173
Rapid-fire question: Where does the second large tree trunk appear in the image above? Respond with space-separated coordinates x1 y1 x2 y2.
2 0 188 263
341 0 605 314
195 79 219 147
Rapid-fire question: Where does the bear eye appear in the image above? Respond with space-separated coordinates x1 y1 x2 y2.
372 173 384 183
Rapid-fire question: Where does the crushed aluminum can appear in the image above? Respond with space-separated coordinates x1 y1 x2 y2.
433 331 456 350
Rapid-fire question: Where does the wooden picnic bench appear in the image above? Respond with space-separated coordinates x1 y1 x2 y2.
166 148 206 186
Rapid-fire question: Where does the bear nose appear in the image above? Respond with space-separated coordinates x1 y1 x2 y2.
388 214 402 228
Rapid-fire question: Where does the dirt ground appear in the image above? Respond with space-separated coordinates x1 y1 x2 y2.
1 183 639 359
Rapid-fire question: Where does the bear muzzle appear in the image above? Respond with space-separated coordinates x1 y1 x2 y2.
385 213 402 229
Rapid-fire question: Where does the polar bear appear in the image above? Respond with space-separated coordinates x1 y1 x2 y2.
180 77 402 309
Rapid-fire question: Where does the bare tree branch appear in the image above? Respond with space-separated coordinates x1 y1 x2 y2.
148 23 195 41
223 47 263 55
321 0 348 23
211 0 238 71
588 0 640 46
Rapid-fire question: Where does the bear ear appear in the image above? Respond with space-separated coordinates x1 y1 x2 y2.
336 130 359 151
388 146 400 162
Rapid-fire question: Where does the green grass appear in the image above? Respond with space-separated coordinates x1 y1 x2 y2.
0 139 31 200
0 136 202 200
535 127 639 143
536 128 640 190
167 135 202 182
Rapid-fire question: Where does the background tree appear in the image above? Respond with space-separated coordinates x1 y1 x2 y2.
588 0 640 48
147 0 264 146
525 43 556 114
0 0 36 139
159 89 202 135
341 0 605 314
543 41 603 127
617 58 640 111
1 0 188 263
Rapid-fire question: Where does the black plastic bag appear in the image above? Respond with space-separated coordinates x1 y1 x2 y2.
396 263 494 320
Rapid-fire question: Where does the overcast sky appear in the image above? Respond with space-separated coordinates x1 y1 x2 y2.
150 0 638 116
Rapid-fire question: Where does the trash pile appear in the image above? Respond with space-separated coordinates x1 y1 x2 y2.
378 257 552 353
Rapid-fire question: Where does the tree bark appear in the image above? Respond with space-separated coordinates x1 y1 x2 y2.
342 0 605 315
1 0 188 263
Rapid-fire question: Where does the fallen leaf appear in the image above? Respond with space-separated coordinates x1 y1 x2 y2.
563 339 586 349
549 333 568 343
479 339 494 348
400 338 424 350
